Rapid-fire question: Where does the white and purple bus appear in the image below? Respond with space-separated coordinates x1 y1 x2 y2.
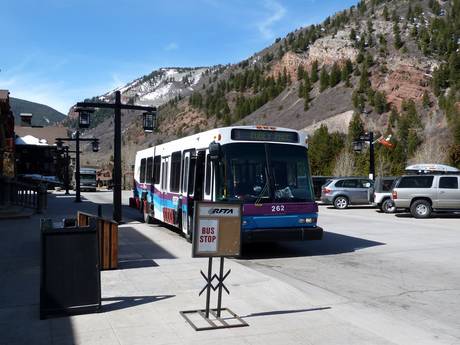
132 126 323 242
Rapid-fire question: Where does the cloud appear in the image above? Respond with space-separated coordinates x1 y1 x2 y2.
164 42 179 51
257 0 286 40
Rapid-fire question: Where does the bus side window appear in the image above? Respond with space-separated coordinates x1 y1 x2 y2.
170 152 181 192
153 156 161 184
188 156 196 196
182 156 189 193
140 158 146 183
146 157 153 183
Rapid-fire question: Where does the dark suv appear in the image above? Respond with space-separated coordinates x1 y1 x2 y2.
321 177 374 209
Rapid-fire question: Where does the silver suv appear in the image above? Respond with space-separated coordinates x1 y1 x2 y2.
321 177 373 209
392 175 460 218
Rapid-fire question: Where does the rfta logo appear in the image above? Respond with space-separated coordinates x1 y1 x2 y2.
208 208 234 215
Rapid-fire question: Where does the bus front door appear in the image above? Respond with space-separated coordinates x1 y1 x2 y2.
181 151 192 236
183 151 205 241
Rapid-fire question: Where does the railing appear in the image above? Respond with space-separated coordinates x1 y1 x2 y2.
0 177 47 213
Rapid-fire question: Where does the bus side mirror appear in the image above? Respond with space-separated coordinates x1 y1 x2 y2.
209 142 221 161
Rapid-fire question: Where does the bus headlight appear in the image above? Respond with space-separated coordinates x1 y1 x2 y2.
299 218 316 224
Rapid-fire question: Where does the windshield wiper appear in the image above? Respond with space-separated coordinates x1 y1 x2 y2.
254 167 270 206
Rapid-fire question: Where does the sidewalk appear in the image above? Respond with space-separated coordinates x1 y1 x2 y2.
0 192 400 345
0 205 34 220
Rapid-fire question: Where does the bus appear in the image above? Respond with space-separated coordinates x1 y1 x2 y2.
132 126 323 243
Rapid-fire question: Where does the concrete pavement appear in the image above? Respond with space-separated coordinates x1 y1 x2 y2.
0 190 459 344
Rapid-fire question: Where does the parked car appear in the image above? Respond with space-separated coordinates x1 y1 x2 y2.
369 176 398 213
391 175 460 218
312 176 333 200
321 177 374 209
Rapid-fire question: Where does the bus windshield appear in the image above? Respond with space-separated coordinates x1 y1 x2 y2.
217 143 314 203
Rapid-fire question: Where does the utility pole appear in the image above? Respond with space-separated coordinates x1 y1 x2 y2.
369 131 375 180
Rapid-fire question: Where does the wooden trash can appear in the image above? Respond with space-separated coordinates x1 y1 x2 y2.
78 212 118 270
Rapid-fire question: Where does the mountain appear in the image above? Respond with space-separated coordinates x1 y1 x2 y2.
10 97 66 126
100 67 208 106
77 0 460 176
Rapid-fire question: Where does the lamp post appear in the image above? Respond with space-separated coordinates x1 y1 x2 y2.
352 131 375 180
56 135 99 202
56 141 71 195
76 91 157 223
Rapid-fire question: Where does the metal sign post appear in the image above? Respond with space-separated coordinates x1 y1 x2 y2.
180 202 248 331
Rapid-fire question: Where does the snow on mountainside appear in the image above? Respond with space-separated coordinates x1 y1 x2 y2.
99 67 208 106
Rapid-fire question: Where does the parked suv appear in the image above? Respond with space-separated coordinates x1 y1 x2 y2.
321 177 373 209
370 176 398 213
392 175 460 218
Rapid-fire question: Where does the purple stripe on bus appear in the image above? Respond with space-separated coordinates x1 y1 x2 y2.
243 202 318 216
135 181 317 215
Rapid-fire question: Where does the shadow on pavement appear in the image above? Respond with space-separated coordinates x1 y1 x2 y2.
119 226 177 260
118 258 159 269
395 212 460 219
325 205 376 210
241 231 385 259
102 295 175 312
242 306 331 318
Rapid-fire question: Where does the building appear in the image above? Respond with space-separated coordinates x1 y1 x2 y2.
0 90 15 177
14 113 68 178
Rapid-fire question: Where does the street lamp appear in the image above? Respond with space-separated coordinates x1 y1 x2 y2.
76 107 94 129
56 136 100 202
352 131 375 180
92 140 99 153
352 140 364 152
56 143 70 195
143 110 156 132
76 91 157 223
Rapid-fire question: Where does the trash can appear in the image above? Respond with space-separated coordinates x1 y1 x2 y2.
40 218 101 319
78 211 118 270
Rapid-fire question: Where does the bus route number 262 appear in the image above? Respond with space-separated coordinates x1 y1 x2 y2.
271 205 285 213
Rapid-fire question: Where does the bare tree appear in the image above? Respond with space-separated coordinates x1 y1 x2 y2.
333 149 355 176
409 137 448 165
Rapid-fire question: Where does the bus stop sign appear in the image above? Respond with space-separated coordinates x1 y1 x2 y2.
192 202 242 258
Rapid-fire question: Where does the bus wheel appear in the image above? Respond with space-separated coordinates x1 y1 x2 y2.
144 211 152 224
142 201 152 224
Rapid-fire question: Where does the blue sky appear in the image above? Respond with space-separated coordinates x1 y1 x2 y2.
0 0 357 114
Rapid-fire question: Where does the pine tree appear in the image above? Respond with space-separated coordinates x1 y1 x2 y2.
348 112 365 141
382 5 389 21
350 28 356 41
422 90 430 108
310 61 319 83
329 62 341 87
320 67 329 92
388 107 398 128
374 91 388 114
297 65 305 81
393 23 403 49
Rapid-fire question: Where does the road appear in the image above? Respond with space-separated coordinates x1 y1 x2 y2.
84 191 460 344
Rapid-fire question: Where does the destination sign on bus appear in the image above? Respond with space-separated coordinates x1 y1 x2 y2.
231 129 299 143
